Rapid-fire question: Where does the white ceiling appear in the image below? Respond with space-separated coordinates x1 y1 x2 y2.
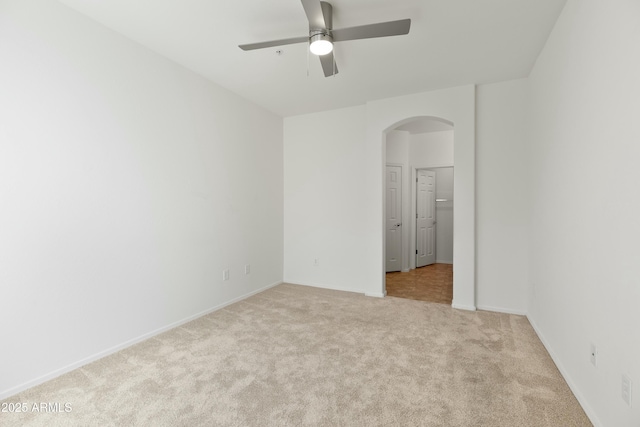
57 0 566 117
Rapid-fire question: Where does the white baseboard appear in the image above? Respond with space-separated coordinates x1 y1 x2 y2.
435 260 453 265
476 304 527 316
451 301 477 311
401 268 410 273
365 291 386 298
526 315 602 427
0 280 282 401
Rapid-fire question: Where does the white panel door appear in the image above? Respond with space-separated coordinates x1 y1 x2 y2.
385 166 402 272
416 170 436 268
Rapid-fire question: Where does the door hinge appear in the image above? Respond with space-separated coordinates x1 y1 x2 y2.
416 250 418 254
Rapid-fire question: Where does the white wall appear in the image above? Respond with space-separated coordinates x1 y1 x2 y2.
475 79 529 314
410 131 454 166
284 105 370 292
527 0 640 425
0 0 283 399
385 130 410 165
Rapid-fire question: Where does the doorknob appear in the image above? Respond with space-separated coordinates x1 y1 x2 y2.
395 223 402 227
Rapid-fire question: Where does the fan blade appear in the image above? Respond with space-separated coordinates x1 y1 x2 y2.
332 19 411 42
239 36 308 51
301 0 333 30
319 51 338 77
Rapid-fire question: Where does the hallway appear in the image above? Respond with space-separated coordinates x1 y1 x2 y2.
385 263 453 305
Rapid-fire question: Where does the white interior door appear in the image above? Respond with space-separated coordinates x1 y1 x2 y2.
416 169 436 267
385 166 402 272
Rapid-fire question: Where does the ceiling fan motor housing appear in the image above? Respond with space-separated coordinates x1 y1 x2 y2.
309 31 334 55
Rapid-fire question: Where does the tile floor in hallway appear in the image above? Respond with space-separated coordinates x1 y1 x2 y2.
385 263 453 305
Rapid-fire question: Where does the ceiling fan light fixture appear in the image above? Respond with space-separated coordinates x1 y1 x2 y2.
309 33 333 55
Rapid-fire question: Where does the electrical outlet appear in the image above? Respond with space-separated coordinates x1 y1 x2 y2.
622 374 632 406
244 264 250 275
590 343 597 367
314 258 319 267
222 269 229 281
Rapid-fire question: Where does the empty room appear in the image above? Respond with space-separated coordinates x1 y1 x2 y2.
1 0 638 426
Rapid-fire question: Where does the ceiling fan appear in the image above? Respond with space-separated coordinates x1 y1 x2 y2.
239 0 411 77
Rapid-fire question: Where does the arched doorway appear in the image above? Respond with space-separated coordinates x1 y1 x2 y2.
364 85 475 310
384 117 454 304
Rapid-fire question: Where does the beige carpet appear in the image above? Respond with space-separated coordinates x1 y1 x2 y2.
1 284 591 426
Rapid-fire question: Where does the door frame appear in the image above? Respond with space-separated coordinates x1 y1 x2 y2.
385 163 405 272
410 164 452 270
